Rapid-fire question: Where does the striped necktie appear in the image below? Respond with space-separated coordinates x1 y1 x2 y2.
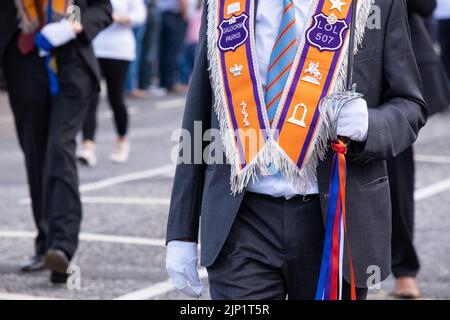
265 0 298 123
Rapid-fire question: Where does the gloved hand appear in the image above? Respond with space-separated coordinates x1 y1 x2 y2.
337 97 369 142
166 241 203 298
35 19 77 56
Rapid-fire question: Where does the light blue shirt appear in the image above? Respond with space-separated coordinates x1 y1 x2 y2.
435 0 450 20
246 0 319 199
157 0 181 13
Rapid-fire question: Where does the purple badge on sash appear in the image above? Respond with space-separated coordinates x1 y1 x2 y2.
306 13 349 52
218 13 249 52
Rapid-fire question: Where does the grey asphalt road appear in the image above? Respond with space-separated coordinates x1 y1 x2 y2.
0 90 449 300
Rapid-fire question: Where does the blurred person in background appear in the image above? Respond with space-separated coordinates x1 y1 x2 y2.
78 0 147 166
137 0 164 97
0 0 112 283
436 0 450 86
158 0 188 93
390 0 450 299
124 0 148 99
179 0 203 91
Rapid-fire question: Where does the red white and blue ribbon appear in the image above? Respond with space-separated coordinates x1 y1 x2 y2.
315 139 356 300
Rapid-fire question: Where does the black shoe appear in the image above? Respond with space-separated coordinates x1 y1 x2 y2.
44 250 69 274
50 271 69 284
21 255 45 272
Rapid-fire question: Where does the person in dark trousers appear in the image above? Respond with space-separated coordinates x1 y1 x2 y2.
165 0 427 300
138 0 162 93
0 0 112 283
158 0 188 92
390 0 450 299
436 0 450 86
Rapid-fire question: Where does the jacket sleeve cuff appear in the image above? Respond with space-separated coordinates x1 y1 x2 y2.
348 108 391 161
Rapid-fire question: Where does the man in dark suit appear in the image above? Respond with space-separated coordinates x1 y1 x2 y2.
390 0 450 299
436 0 450 86
0 0 112 282
166 0 427 299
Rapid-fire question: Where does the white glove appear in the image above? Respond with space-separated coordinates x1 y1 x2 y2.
40 19 77 49
166 241 203 298
337 97 369 142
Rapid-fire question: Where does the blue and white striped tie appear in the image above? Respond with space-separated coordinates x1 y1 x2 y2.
265 0 298 123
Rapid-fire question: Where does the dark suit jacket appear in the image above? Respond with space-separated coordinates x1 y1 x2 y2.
0 0 112 82
166 0 428 288
0 1 17 63
407 0 450 114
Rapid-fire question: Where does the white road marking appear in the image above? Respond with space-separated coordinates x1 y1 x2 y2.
78 196 171 206
0 230 166 247
114 269 208 300
415 154 450 164
79 164 174 193
415 177 450 201
155 98 186 110
0 117 12 125
0 293 60 300
19 196 170 206
99 107 139 120
18 164 175 206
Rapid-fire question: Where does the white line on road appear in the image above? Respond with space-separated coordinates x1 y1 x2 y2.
76 196 171 206
114 269 208 300
80 164 174 193
18 164 175 206
0 230 166 247
415 154 450 164
155 98 186 110
99 107 139 120
0 293 60 300
19 196 170 206
0 117 13 125
415 177 450 201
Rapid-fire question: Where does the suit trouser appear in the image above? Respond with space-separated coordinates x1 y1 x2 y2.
159 11 187 91
46 43 96 259
388 147 420 278
3 37 95 259
438 19 450 87
3 35 50 257
138 4 161 90
207 192 368 300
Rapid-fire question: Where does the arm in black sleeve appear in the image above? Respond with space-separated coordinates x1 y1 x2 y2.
78 0 113 44
166 3 212 243
351 0 428 161
406 0 436 17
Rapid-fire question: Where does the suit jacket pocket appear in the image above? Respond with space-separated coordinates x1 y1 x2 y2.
361 176 389 190
354 47 377 62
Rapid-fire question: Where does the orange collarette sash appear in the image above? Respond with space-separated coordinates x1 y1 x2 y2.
207 0 371 194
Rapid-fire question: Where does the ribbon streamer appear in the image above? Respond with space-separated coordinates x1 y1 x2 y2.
315 87 362 300
315 139 356 300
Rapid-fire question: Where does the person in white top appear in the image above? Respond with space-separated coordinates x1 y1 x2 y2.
436 0 450 86
78 0 147 166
